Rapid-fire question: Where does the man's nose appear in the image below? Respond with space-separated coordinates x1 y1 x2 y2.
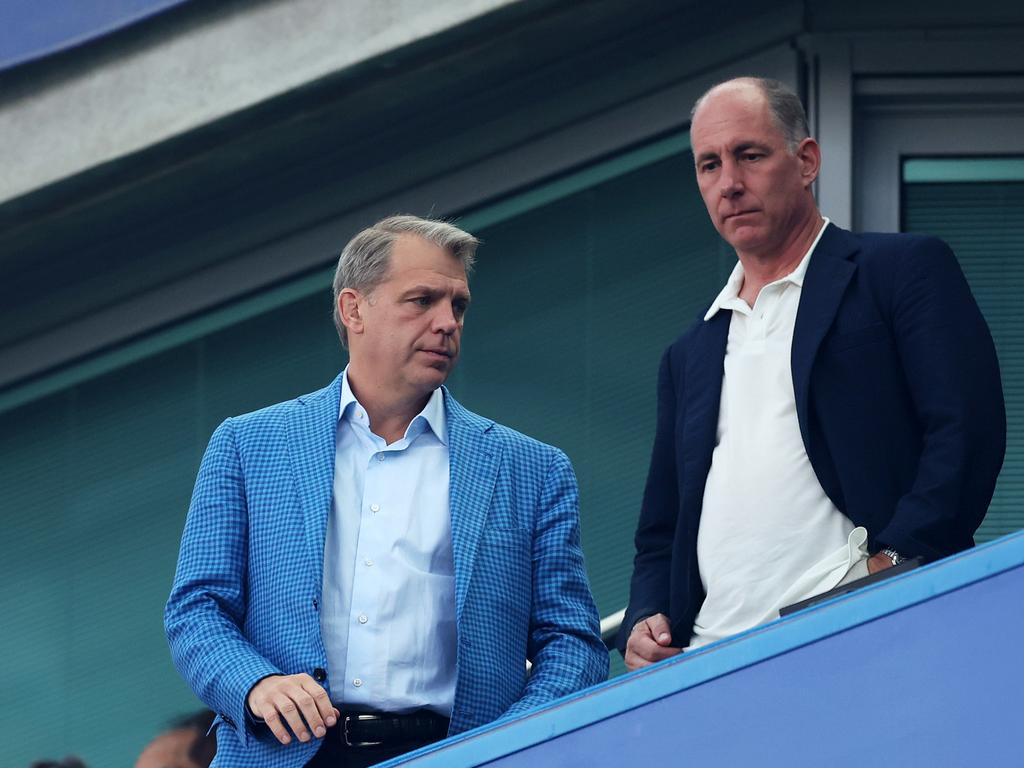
720 176 744 199
433 304 459 334
719 161 743 198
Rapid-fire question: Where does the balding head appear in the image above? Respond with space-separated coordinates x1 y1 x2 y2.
688 75 822 261
692 77 809 151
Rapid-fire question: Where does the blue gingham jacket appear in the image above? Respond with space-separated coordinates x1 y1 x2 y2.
165 374 608 767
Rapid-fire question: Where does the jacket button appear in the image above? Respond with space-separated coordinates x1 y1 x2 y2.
313 667 327 683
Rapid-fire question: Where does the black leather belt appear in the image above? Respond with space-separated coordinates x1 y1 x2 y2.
339 710 450 748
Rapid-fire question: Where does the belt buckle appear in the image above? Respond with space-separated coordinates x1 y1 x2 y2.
343 714 385 748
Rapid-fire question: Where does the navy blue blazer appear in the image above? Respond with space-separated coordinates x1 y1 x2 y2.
621 224 1006 648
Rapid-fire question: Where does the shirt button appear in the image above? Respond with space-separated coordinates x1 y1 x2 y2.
353 678 363 687
358 614 368 624
370 503 380 513
356 410 364 420
364 559 374 567
377 454 385 462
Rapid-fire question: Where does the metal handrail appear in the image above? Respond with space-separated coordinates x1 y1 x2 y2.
600 608 624 649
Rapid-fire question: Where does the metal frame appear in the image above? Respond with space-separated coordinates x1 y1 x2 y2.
802 30 1024 235
855 77 1024 232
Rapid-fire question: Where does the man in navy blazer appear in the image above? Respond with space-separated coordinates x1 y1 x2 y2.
621 77 1005 669
166 215 607 767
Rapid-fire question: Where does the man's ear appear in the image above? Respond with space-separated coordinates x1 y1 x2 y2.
338 288 365 337
796 137 821 188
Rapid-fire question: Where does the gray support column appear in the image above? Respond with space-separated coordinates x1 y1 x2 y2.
804 36 853 230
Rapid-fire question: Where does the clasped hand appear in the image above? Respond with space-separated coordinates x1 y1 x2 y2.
623 613 682 671
247 673 340 745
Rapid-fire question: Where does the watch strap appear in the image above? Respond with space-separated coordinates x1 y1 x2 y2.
881 548 905 566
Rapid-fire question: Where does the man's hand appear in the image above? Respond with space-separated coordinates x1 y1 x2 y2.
247 673 339 745
624 613 682 671
867 552 895 575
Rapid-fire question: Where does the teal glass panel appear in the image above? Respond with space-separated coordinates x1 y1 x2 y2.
903 157 1024 184
0 298 345 767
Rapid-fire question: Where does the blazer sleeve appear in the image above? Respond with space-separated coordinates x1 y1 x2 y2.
500 449 608 719
616 346 685 651
164 418 283 748
875 237 1006 558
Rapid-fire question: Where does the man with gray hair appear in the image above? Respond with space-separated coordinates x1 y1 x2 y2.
167 215 607 767
620 77 1004 668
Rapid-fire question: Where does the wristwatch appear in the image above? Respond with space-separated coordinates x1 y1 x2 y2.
880 548 905 567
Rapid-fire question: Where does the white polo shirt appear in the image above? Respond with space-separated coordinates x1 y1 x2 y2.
690 219 868 649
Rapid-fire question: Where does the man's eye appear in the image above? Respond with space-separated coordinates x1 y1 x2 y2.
413 296 431 307
453 302 468 318
699 161 719 173
742 153 763 162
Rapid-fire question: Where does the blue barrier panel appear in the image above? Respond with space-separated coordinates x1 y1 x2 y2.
0 0 191 71
387 530 1024 767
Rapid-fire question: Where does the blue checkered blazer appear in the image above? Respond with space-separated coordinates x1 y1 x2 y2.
165 374 608 767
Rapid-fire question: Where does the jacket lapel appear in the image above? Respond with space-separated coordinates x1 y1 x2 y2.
683 310 730 472
444 390 500 624
288 373 343 580
791 224 858 450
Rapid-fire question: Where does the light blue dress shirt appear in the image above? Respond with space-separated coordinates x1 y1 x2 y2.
320 370 456 714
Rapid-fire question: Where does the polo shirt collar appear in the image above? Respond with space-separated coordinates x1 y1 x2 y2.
704 217 830 321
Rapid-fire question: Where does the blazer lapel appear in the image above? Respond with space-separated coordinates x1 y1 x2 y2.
791 224 858 450
288 373 343 580
444 390 500 624
682 310 730 472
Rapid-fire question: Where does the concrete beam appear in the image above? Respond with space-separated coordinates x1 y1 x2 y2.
0 0 517 205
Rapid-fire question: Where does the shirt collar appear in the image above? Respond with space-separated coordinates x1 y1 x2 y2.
338 367 448 446
704 217 830 321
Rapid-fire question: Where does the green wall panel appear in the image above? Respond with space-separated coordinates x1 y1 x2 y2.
0 301 346 767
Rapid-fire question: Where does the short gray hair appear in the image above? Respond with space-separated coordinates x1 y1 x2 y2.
691 77 809 151
332 214 479 347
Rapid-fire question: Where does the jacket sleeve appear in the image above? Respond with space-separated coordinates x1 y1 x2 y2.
501 449 608 720
164 418 282 748
619 346 683 651
875 237 1006 558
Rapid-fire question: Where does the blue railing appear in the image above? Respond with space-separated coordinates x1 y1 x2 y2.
385 529 1024 767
